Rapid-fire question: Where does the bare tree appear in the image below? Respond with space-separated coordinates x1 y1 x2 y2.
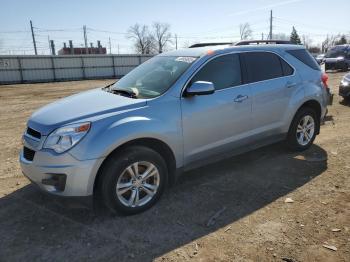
127 24 154 54
239 23 252 40
321 34 340 53
302 34 313 49
152 22 172 53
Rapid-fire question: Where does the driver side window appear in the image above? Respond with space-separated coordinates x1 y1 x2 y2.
190 54 242 90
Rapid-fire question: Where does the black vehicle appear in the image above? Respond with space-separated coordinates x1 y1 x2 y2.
324 45 350 71
339 73 350 100
315 54 325 64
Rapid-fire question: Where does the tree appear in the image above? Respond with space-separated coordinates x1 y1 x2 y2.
290 27 301 44
335 35 347 45
322 35 339 53
127 24 154 54
308 46 321 54
302 34 313 49
152 22 172 53
239 23 252 40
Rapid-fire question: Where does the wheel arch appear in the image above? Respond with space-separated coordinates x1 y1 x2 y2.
93 137 177 194
294 99 322 134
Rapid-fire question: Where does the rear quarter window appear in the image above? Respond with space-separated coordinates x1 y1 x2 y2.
286 49 320 71
280 59 294 76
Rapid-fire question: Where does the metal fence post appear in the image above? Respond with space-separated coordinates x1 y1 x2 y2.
51 56 56 81
111 55 116 77
17 56 24 83
138 55 142 65
81 56 86 79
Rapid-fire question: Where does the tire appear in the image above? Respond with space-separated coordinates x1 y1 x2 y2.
97 146 168 215
286 107 319 151
341 64 348 72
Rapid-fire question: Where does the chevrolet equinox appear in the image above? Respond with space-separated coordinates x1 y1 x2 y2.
20 40 332 214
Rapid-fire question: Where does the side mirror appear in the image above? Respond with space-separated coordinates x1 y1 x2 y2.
185 81 215 96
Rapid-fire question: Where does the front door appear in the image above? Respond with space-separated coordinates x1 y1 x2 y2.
181 54 252 166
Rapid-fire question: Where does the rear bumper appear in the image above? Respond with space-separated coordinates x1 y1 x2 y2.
327 89 334 105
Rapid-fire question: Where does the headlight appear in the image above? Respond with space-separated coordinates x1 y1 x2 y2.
341 79 349 86
43 122 91 153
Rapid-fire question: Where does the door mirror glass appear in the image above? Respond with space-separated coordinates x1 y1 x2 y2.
185 81 215 96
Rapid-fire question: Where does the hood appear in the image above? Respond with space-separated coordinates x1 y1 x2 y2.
28 88 147 135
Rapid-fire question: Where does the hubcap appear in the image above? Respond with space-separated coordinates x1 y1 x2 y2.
296 115 315 146
116 161 160 208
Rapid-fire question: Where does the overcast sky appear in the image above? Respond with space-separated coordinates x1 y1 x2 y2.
0 0 349 54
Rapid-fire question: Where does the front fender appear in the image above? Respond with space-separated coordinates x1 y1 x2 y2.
69 97 183 168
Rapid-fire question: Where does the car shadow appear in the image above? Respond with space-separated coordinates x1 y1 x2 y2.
0 143 328 261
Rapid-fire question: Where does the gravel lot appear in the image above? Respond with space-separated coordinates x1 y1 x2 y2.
0 73 349 262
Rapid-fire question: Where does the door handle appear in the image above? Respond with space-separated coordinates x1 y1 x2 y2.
234 94 248 102
286 81 297 88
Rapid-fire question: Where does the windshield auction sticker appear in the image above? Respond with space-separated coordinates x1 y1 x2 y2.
175 57 196 63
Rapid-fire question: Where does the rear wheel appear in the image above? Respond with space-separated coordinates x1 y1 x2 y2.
97 146 168 215
286 107 319 151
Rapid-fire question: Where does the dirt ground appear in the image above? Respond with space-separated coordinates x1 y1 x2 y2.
0 73 349 262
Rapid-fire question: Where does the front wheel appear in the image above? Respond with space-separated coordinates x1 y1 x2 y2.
286 107 319 151
97 146 168 215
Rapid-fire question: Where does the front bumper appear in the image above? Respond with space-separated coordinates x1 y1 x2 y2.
20 146 104 197
325 61 346 70
339 83 350 98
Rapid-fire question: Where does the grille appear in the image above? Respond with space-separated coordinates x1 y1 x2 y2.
23 146 35 161
27 127 41 139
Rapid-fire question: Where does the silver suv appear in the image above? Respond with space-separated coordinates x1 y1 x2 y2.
20 40 331 214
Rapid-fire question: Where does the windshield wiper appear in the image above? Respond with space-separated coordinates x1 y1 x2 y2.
110 88 137 98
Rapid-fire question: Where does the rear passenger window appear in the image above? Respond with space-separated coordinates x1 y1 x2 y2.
190 54 241 90
280 59 294 76
242 52 284 83
286 49 320 71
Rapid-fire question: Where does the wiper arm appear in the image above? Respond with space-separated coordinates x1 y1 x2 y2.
110 88 137 98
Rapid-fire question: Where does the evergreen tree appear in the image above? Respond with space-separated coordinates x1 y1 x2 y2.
290 26 301 44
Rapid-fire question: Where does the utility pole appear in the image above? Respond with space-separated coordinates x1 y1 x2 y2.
269 10 273 40
175 34 178 50
108 37 112 54
48 35 50 54
50 40 56 55
117 44 120 54
261 33 264 40
83 25 88 54
30 20 37 55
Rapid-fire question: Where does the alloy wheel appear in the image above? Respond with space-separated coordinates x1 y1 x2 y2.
296 115 315 146
116 161 160 208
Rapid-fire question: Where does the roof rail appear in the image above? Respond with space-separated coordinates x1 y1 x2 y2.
235 40 293 46
189 42 233 48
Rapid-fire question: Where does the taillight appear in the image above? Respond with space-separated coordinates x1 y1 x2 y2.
321 73 328 88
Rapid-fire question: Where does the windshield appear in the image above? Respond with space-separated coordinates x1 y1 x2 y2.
325 46 346 58
111 56 197 98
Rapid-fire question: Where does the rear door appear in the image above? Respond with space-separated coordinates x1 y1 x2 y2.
181 54 252 165
241 51 297 137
